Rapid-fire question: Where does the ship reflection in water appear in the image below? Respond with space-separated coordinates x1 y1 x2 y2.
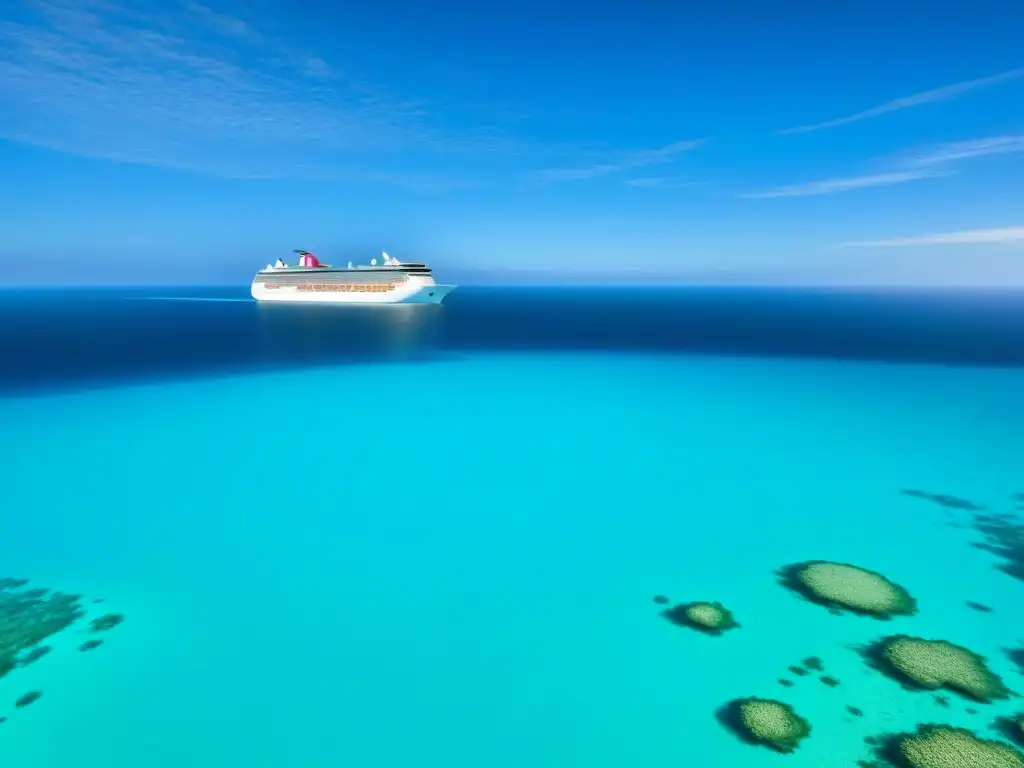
254 301 447 367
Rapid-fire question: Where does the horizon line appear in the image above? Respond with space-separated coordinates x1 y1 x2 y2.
3 282 1024 292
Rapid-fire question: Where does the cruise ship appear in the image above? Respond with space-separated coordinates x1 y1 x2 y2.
251 250 456 304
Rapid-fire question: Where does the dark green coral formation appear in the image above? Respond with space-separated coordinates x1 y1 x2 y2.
718 697 811 754
971 512 1024 583
994 713 1024 747
779 561 917 618
1008 647 1024 676
876 724 1023 768
1 576 124 721
865 635 1010 703
1 578 85 678
662 601 739 636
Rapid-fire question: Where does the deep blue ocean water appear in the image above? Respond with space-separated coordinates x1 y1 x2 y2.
0 286 1022 767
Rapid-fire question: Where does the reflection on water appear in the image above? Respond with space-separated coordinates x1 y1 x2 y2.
3 287 1024 397
254 302 445 366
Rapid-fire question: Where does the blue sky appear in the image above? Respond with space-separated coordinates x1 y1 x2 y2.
1 0 1023 286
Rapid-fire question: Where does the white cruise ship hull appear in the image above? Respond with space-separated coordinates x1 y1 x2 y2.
251 275 455 305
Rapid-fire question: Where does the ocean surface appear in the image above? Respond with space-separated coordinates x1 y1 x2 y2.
0 285 1022 767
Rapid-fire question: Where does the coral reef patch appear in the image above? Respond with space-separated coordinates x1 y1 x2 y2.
778 561 917 618
1 579 85 678
662 601 739 636
716 697 811 754
1 576 125 721
864 635 1010 703
873 724 1023 768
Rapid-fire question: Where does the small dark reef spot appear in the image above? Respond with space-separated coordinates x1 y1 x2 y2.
18 645 52 667
788 665 808 677
847 705 864 717
820 675 840 688
652 594 670 606
89 613 124 633
1007 647 1024 676
899 489 985 511
15 690 42 708
802 656 824 671
79 639 103 652
778 678 794 688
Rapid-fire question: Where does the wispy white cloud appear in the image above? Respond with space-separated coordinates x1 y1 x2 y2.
624 177 699 189
298 56 335 79
0 0 526 187
526 139 706 182
743 130 1024 199
739 169 945 198
899 133 1024 167
844 226 1024 247
778 67 1024 135
181 0 262 42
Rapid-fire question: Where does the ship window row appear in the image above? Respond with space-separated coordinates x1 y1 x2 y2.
294 283 396 292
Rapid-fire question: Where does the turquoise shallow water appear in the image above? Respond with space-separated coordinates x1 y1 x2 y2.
1 351 1022 766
